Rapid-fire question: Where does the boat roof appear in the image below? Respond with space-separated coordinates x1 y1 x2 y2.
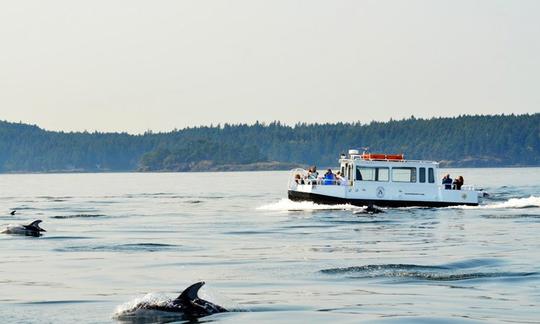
340 151 439 167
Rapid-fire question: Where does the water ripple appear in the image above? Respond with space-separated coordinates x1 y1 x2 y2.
51 214 108 219
54 243 179 253
320 263 539 282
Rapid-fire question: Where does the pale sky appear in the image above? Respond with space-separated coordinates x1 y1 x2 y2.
0 0 539 134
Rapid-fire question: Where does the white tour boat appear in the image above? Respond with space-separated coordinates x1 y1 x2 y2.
288 149 485 207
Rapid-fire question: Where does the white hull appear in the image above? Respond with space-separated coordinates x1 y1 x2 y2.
288 182 479 207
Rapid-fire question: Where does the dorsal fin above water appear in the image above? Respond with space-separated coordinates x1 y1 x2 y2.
177 281 205 301
27 220 42 227
24 220 45 232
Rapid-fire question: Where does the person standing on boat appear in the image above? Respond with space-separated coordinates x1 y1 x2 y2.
323 169 336 185
442 174 453 189
308 166 319 184
453 176 464 190
336 171 349 186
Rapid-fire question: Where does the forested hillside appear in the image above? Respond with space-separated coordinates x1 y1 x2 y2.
0 114 538 172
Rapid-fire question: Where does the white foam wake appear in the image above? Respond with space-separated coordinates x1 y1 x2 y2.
483 196 540 209
257 198 362 211
457 196 540 210
258 196 540 212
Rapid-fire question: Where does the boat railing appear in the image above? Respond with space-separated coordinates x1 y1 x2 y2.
439 184 477 191
348 155 439 165
288 168 307 189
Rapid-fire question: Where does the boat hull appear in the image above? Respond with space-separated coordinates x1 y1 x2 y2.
288 190 478 208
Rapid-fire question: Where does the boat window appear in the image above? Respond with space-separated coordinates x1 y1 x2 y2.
377 168 389 181
419 167 426 183
392 167 417 183
355 166 389 181
428 168 435 183
356 167 375 181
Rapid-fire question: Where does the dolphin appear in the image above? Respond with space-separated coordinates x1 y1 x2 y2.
10 210 16 215
1 220 46 237
365 204 384 214
354 204 384 215
130 281 228 319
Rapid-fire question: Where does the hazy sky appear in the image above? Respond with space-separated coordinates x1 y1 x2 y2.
1 0 539 133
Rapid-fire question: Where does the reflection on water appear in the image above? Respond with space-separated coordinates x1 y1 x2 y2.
0 169 539 323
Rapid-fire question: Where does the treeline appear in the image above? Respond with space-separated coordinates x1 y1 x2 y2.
0 113 538 172
138 140 266 171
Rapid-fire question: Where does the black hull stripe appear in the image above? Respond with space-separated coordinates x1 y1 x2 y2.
287 190 478 208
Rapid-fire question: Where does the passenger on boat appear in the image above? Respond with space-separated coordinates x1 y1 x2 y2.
306 166 318 184
323 169 335 185
442 174 453 189
453 176 464 190
336 171 349 186
294 174 305 185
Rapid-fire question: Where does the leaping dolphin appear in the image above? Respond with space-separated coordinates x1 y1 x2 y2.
128 281 228 319
1 220 46 237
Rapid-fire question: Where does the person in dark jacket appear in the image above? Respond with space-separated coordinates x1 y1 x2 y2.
453 176 464 190
442 174 453 189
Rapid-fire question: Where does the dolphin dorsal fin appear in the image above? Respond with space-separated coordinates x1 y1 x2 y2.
177 281 205 301
27 220 42 228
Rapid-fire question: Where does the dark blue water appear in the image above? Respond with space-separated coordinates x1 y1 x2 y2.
0 169 539 323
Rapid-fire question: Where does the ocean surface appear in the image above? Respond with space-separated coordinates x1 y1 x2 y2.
0 168 539 323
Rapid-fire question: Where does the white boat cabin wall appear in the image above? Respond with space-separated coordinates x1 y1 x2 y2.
288 149 482 207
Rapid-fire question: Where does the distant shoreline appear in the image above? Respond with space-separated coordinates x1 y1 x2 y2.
2 114 538 173
1 164 539 175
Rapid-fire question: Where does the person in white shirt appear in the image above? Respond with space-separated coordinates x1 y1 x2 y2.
336 171 349 186
307 166 319 184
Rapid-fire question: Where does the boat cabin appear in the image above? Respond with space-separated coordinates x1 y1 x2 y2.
338 149 438 187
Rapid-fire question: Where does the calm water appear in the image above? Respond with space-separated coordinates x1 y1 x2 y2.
0 169 539 323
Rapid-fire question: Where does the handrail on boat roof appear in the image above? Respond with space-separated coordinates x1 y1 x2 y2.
343 156 439 164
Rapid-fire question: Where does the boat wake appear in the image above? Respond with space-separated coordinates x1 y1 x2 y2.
458 196 540 210
260 196 540 212
257 199 362 212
